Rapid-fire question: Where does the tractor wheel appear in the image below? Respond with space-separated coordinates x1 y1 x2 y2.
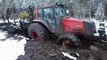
28 23 49 41
57 34 81 47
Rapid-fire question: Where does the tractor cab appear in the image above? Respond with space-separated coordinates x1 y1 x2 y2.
36 4 67 20
36 5 68 32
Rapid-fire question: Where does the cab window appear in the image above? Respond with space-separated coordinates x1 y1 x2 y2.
55 7 66 19
43 8 53 20
38 9 42 19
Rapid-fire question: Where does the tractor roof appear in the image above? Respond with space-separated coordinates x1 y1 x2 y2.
38 4 66 9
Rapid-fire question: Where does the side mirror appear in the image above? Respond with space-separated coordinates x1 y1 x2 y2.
66 10 69 14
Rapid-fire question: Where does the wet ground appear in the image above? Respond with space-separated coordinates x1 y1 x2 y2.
0 23 107 60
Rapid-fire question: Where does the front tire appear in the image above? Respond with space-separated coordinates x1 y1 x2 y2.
28 23 49 41
57 34 81 47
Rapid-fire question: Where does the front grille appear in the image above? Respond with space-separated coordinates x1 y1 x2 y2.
84 21 96 36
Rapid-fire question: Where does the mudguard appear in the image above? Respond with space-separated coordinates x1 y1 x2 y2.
31 19 51 32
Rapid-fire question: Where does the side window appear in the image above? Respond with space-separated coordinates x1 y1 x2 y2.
55 7 65 19
43 8 53 20
38 9 42 19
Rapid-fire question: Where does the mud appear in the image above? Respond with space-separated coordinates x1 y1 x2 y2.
17 39 107 60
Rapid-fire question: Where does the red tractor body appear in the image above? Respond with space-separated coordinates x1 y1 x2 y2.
61 17 84 32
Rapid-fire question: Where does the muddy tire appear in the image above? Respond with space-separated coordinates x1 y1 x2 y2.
57 34 81 47
28 23 49 41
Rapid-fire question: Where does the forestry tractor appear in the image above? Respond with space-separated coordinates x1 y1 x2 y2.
4 4 107 47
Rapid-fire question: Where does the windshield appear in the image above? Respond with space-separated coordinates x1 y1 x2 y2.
55 7 66 19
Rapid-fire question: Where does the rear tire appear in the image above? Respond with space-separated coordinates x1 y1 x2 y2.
57 34 81 47
28 23 49 41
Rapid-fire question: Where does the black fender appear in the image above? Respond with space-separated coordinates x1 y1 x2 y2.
31 19 51 32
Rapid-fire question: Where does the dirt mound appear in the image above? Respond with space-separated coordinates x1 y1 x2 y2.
17 40 66 60
17 40 107 60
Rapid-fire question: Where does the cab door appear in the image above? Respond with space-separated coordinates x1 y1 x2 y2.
43 8 56 32
53 7 66 33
